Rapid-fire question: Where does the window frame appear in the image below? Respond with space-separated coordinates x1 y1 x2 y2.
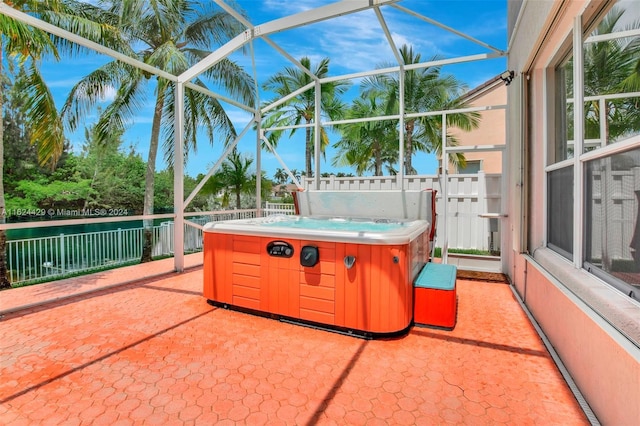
545 2 640 301
458 160 482 174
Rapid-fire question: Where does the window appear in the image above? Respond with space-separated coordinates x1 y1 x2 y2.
458 160 481 174
585 146 640 297
547 0 640 300
548 54 575 259
583 4 640 151
555 56 573 162
547 166 573 259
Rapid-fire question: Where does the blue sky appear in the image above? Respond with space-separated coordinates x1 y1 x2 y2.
38 0 507 180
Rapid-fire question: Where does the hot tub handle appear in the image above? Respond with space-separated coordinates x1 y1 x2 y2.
344 255 356 269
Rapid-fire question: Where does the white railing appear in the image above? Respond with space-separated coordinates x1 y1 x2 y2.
6 210 256 285
264 202 297 215
6 207 300 286
7 227 145 285
6 176 507 286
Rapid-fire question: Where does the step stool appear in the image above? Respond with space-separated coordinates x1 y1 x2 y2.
413 262 457 329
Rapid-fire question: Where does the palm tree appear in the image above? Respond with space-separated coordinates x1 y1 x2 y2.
333 91 399 176
273 168 288 185
261 57 350 177
61 0 255 262
582 5 640 144
217 149 255 210
0 0 99 289
289 169 303 183
363 44 479 174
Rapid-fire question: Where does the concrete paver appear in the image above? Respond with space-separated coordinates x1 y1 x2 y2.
0 260 588 424
0 253 203 315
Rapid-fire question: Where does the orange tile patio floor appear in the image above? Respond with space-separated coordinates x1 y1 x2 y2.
0 254 589 425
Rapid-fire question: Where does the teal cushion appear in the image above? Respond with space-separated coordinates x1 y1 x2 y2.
414 262 457 290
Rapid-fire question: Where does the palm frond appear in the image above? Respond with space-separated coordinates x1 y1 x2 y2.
61 61 143 132
201 58 256 108
0 14 58 60
16 63 65 167
93 74 148 145
145 40 189 74
183 3 247 47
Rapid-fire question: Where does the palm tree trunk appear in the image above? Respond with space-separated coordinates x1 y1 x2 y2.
305 119 312 178
373 138 382 176
0 42 11 289
140 88 165 263
405 120 415 175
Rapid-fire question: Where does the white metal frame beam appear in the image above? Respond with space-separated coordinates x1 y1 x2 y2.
178 30 252 83
255 0 401 36
179 0 401 85
174 83 185 270
572 15 585 270
0 3 177 82
183 121 254 209
0 0 509 273
260 132 303 190
262 36 319 82
391 3 505 55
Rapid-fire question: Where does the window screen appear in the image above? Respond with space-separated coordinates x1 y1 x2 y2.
554 57 573 163
547 166 574 259
585 147 640 294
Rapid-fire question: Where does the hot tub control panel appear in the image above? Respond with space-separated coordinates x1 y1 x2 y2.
266 240 294 258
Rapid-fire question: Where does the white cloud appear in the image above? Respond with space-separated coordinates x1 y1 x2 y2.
259 5 488 74
46 78 82 89
100 86 117 102
390 32 411 51
226 109 254 127
261 0 329 15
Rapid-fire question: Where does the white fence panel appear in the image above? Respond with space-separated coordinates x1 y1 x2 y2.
303 173 502 251
264 202 296 216
589 169 638 267
8 227 145 285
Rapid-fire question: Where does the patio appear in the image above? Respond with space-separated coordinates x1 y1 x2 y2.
0 255 588 425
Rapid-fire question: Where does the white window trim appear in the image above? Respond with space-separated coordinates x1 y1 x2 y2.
542 4 640 306
573 15 585 269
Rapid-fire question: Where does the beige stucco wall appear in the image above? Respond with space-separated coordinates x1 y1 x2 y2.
507 1 640 424
523 255 640 425
449 82 506 174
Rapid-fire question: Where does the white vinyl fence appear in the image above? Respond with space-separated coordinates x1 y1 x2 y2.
303 173 503 253
588 168 640 269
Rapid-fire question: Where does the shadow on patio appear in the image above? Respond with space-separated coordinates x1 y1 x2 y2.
0 255 588 425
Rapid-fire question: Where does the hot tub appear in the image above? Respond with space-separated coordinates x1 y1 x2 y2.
203 215 430 337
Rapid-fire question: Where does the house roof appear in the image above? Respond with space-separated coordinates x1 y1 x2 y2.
460 74 505 103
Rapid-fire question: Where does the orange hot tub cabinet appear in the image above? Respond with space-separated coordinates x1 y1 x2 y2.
203 217 430 337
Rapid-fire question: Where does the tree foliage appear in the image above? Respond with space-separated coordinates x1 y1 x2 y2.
61 0 256 262
210 149 272 210
333 91 399 176
359 45 478 174
3 132 209 219
262 57 350 177
582 5 640 144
